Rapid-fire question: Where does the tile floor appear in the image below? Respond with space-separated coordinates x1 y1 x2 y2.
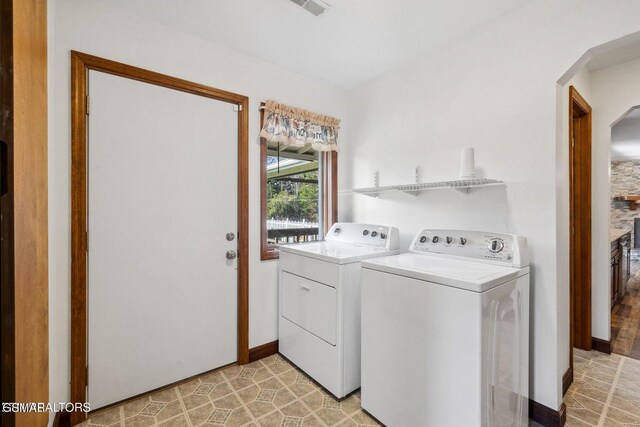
79 349 640 427
77 354 379 427
565 348 640 426
611 266 640 359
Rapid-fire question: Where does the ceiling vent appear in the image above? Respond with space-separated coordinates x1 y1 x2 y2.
288 0 331 17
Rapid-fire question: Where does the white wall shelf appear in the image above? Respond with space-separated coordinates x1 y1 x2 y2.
352 178 504 197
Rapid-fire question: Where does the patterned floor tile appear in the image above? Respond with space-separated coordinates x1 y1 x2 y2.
157 414 189 426
222 361 275 391
566 348 640 427
123 414 155 427
277 369 318 398
85 406 122 426
77 347 640 427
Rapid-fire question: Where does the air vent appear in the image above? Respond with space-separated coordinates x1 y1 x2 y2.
288 0 331 16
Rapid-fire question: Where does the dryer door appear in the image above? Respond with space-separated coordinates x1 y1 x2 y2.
281 271 337 345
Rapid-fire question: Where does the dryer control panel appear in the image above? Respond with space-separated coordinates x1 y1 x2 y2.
409 229 528 268
326 223 400 250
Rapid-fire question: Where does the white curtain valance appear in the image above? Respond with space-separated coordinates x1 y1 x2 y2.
260 100 340 151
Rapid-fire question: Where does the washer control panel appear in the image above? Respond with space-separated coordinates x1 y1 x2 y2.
410 229 528 268
327 222 400 250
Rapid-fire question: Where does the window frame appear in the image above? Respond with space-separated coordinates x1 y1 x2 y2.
260 103 338 260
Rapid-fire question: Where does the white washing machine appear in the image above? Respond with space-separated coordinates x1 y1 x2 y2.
361 229 529 427
278 222 400 398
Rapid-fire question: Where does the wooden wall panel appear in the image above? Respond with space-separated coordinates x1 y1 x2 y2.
13 0 49 425
1 0 49 426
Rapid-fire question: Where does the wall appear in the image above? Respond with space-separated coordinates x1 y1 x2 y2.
611 161 640 247
343 0 640 411
49 0 348 417
588 56 640 339
612 115 640 160
555 64 592 404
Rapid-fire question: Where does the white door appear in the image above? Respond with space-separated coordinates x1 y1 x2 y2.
87 70 238 409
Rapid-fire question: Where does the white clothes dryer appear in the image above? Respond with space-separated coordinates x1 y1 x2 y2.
278 222 400 398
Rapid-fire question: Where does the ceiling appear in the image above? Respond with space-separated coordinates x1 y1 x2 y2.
100 0 534 88
588 41 640 72
611 107 640 161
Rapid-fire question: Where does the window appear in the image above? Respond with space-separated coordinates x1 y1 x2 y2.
260 105 337 260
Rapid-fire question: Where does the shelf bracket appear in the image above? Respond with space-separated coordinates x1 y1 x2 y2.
455 187 472 194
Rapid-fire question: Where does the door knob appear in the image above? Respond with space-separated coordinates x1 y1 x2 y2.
226 232 235 241
226 250 237 260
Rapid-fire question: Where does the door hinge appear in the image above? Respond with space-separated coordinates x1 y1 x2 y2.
233 104 242 112
86 95 90 115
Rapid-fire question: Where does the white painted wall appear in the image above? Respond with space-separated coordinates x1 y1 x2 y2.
611 114 640 160
554 65 592 405
588 57 640 340
49 0 348 416
342 0 640 412
48 0 640 419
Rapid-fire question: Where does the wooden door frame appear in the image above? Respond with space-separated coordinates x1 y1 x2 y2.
70 51 249 424
569 86 592 369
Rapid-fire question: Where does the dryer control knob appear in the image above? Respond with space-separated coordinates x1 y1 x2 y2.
460 237 467 245
432 236 440 243
363 230 369 236
371 231 378 237
445 236 453 244
419 236 427 243
488 238 504 253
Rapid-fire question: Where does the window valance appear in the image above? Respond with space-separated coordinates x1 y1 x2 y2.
260 100 340 151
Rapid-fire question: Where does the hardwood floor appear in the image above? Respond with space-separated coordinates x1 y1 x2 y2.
611 261 640 360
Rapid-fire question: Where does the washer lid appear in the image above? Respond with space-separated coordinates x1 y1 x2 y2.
279 241 399 264
361 253 529 292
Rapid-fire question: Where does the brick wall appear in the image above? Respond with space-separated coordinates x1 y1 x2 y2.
611 160 640 255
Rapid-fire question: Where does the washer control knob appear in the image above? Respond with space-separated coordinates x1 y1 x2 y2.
488 238 504 253
380 233 387 239
445 236 453 244
460 237 467 245
333 227 342 235
419 236 427 243
371 231 378 237
363 230 369 236
432 236 440 243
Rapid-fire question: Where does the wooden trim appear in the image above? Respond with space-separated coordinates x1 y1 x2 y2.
529 400 567 427
238 95 250 366
260 102 279 260
592 337 612 354
70 52 250 424
0 2 16 426
1 1 49 426
330 151 338 226
562 367 573 396
70 51 88 427
71 51 247 104
320 151 339 235
570 86 592 114
569 86 592 364
52 411 71 427
248 340 279 362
